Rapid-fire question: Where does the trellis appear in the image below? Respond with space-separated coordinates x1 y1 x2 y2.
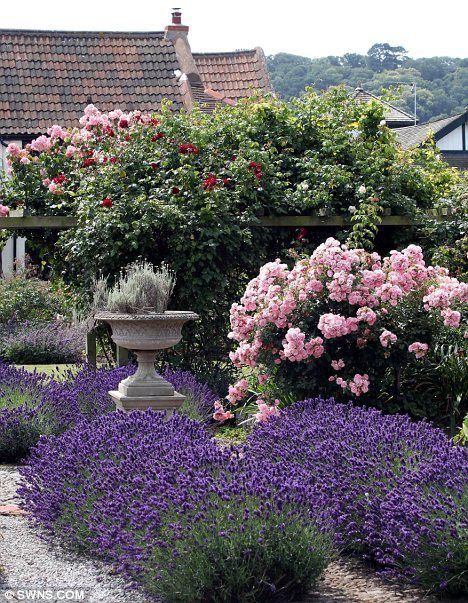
0 210 456 364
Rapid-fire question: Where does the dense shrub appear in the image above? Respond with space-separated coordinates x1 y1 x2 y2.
20 411 332 602
422 176 468 280
247 399 468 595
0 319 85 364
162 367 218 422
224 238 467 423
0 270 73 324
0 364 51 461
1 89 457 377
0 363 216 462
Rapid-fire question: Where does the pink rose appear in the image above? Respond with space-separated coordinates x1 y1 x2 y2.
408 342 429 359
0 204 10 217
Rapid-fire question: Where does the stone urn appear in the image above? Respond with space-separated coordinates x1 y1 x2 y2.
96 311 198 414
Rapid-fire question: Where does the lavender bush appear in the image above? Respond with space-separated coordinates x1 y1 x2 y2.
20 411 332 602
0 363 132 462
247 398 468 595
0 364 50 461
162 368 218 422
0 363 218 462
0 319 84 364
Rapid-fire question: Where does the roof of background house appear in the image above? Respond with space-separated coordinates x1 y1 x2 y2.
0 20 270 137
395 111 468 149
352 87 417 127
193 49 271 102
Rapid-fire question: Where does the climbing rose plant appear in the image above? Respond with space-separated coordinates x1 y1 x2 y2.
0 89 458 380
221 238 467 421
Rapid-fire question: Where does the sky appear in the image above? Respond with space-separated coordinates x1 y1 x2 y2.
1 0 467 59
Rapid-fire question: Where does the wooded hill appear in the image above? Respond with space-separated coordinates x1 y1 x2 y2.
267 44 468 122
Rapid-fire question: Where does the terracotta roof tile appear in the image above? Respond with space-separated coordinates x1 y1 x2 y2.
0 29 184 135
193 48 271 102
0 30 270 136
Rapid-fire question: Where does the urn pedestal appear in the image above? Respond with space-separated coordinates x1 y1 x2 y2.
96 311 198 414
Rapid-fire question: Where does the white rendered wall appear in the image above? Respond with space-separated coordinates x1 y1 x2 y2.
437 123 465 151
1 140 26 276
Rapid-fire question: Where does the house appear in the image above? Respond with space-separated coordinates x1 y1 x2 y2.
352 87 417 128
0 9 271 275
395 111 468 170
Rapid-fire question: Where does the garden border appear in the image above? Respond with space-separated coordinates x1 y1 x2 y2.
0 209 456 364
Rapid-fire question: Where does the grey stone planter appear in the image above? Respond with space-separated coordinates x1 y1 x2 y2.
96 311 198 414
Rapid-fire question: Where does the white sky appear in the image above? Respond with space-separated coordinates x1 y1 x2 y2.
1 0 467 59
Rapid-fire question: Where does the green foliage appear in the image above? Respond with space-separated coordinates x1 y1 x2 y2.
148 497 332 602
454 415 468 445
408 344 468 434
1 89 457 377
268 49 468 122
422 176 468 279
0 269 74 324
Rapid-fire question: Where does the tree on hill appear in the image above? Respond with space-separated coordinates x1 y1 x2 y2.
267 47 467 122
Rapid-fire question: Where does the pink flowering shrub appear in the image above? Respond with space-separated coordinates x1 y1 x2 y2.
226 238 467 421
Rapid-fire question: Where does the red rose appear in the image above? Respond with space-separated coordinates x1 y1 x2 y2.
179 143 199 155
110 156 119 164
119 118 129 128
172 187 180 195
296 227 308 241
151 132 165 141
101 198 113 208
150 162 160 170
150 118 160 126
104 126 115 137
52 174 67 184
203 173 218 191
223 177 233 188
82 158 96 167
248 161 262 180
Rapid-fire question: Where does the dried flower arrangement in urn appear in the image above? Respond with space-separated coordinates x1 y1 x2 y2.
95 262 198 413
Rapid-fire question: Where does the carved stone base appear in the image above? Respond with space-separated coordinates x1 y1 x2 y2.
110 390 186 414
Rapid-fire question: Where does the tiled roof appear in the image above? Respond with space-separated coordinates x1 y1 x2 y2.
352 88 417 127
0 29 270 136
395 113 466 149
0 30 185 136
193 48 271 102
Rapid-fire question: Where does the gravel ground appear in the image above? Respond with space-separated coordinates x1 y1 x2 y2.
0 465 443 602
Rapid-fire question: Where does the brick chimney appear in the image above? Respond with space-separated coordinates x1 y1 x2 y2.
165 8 202 86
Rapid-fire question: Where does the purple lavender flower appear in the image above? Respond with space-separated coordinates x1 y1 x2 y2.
20 410 331 601
246 398 468 595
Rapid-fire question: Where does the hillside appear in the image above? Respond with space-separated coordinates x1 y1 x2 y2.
267 44 468 122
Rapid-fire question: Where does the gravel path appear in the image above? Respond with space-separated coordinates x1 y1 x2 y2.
0 465 442 602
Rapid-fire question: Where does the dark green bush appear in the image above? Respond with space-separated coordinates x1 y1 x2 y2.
0 269 73 324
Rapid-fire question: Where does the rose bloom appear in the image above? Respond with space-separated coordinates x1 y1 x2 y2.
408 342 429 359
101 198 113 208
0 204 10 217
203 173 218 191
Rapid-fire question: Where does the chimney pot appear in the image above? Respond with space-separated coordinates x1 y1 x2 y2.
172 8 182 25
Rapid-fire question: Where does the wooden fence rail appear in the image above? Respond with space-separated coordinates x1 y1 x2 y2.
0 209 457 231
0 209 457 365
